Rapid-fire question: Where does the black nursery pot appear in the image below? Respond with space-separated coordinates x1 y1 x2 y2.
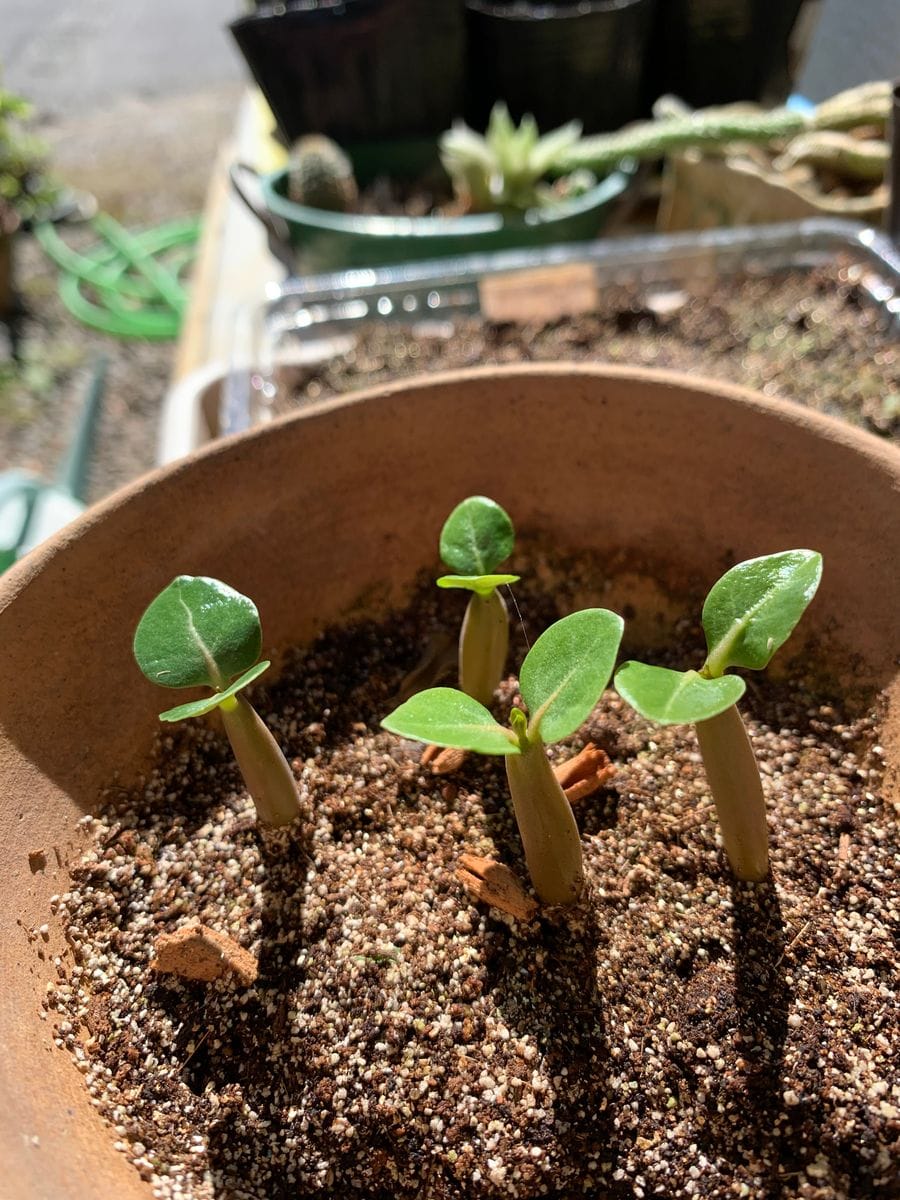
464 0 655 135
229 0 465 145
647 0 806 108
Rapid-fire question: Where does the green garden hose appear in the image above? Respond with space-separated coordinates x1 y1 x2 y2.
34 214 200 340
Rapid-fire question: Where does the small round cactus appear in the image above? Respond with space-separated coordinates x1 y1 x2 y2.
286 135 359 213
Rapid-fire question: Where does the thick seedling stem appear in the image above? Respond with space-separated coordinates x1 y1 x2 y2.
220 694 301 827
695 703 769 882
460 588 509 708
505 736 584 906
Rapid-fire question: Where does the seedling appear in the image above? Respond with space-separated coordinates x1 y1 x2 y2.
437 495 520 708
383 608 624 905
133 575 300 827
614 551 823 882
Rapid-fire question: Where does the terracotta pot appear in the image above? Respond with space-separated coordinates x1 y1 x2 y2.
1 364 897 1198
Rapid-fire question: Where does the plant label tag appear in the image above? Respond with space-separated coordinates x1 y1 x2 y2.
479 263 599 323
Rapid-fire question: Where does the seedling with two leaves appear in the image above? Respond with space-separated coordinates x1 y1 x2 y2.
614 550 822 881
383 608 624 906
133 576 300 827
438 495 519 708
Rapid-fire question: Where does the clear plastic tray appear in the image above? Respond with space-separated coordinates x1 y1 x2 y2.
222 219 900 434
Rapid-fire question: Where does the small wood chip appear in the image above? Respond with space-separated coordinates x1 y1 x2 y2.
456 853 538 921
552 743 616 802
151 922 258 985
430 746 468 775
28 849 47 873
835 830 852 881
420 744 440 767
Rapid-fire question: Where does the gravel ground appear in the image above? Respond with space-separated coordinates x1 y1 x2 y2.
0 83 239 502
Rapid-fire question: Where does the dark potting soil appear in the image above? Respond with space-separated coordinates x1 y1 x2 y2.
275 260 899 441
47 556 898 1200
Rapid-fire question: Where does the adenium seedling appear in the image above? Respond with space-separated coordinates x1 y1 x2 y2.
383 608 624 906
614 550 823 882
437 495 519 708
133 576 300 827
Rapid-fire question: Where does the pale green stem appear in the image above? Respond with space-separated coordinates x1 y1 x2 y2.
459 588 509 708
219 694 301 827
505 736 584 906
694 703 769 882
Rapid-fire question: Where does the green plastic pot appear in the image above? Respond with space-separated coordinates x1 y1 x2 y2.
230 150 634 273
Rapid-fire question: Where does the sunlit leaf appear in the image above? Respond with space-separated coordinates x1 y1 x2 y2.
520 609 623 744
158 660 271 723
381 687 517 755
615 662 745 725
134 575 262 691
702 550 823 675
437 572 519 596
439 495 515 576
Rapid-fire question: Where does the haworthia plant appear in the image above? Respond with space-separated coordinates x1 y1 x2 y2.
437 496 520 708
615 550 823 881
133 576 300 827
383 608 624 906
439 101 593 214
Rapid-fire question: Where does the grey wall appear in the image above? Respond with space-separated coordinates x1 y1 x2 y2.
797 0 900 101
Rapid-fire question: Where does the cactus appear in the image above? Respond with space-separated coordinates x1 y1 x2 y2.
810 80 892 132
286 135 358 213
558 82 892 175
774 132 888 183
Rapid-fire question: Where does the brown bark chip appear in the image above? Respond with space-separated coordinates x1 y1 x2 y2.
430 746 469 775
456 853 538 921
552 742 616 802
151 922 258 986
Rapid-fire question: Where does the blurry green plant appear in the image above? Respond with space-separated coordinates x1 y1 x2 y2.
0 83 57 225
439 101 597 214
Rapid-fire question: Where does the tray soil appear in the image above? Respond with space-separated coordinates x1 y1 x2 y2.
275 260 899 441
46 553 898 1200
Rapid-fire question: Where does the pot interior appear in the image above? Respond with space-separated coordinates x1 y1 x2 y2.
1 365 897 1198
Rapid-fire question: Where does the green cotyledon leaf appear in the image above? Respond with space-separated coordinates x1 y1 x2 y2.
439 496 515 576
519 609 624 745
437 573 519 596
134 575 262 691
702 550 823 676
158 660 271 722
381 687 518 755
615 662 745 725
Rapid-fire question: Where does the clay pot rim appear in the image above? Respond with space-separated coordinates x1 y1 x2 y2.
2 360 898 1200
3 361 897 611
